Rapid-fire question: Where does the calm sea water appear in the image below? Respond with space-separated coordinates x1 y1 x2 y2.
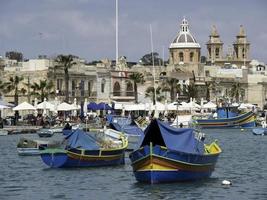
1 128 267 200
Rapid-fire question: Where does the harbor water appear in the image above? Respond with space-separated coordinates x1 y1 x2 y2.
1 128 267 200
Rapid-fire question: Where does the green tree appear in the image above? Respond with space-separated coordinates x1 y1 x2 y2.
128 72 145 103
55 54 77 102
145 86 164 104
183 82 198 100
140 52 163 66
31 79 54 101
160 78 181 101
1 75 26 105
230 82 244 103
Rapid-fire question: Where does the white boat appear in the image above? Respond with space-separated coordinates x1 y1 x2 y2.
37 129 54 138
17 138 61 156
104 128 139 150
0 129 8 136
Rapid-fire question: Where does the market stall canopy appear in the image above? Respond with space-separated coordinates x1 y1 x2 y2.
97 102 113 110
57 102 76 111
13 102 36 111
0 104 10 109
87 102 98 111
36 101 55 110
203 101 217 109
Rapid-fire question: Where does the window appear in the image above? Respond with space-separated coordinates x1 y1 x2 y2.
88 81 91 96
179 52 184 62
126 82 133 96
56 79 63 91
208 48 211 59
80 80 84 97
101 79 106 93
205 70 210 77
190 52 194 62
215 48 220 58
113 81 120 96
242 48 245 58
71 80 76 96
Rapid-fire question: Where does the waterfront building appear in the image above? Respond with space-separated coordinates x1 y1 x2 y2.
206 25 250 67
169 18 201 74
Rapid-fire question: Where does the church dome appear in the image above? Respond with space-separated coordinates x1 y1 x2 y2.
170 18 201 49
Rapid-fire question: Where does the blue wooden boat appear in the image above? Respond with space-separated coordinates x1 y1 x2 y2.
252 128 267 135
129 119 221 183
196 107 256 128
108 115 144 150
40 129 128 168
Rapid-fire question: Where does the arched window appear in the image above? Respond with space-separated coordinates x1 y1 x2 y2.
101 79 106 93
126 82 133 96
242 48 245 58
190 52 194 62
179 52 184 62
215 48 220 58
113 81 120 96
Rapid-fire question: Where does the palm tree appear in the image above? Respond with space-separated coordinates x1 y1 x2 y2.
1 75 25 105
230 82 244 103
183 82 198 100
145 86 164 104
129 72 145 103
161 78 181 101
55 54 77 102
31 79 54 101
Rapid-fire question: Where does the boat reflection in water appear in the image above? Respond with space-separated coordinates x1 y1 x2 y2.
129 119 221 183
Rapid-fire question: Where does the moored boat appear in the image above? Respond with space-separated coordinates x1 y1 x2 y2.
37 129 54 138
17 138 61 156
252 128 267 135
0 129 8 136
196 107 256 128
40 129 128 168
129 119 221 183
108 115 144 150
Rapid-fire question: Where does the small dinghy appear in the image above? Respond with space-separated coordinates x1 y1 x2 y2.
252 128 267 135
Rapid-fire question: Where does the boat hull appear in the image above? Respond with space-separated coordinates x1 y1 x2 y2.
196 111 256 128
130 145 220 183
41 148 125 168
17 148 41 156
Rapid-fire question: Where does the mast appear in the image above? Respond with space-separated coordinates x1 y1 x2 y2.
150 25 158 118
116 0 119 66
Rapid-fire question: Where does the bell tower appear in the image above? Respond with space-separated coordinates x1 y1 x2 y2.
233 25 250 64
206 25 223 64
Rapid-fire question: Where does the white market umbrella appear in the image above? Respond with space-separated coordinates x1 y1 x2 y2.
72 98 78 116
0 104 9 109
57 102 75 111
203 101 217 109
13 102 36 111
83 98 88 117
37 100 55 111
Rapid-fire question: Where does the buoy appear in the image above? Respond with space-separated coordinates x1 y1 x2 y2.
222 180 232 185
241 129 244 131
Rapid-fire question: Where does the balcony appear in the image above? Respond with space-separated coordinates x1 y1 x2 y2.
110 91 135 101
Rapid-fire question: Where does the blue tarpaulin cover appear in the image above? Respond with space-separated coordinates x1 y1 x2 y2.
109 116 143 136
140 119 204 154
65 129 100 150
87 102 98 111
110 122 143 136
217 107 238 118
97 102 113 110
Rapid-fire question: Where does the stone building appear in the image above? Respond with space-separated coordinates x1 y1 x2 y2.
169 18 201 74
206 25 250 67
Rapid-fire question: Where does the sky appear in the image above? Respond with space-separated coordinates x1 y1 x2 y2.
0 0 267 63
